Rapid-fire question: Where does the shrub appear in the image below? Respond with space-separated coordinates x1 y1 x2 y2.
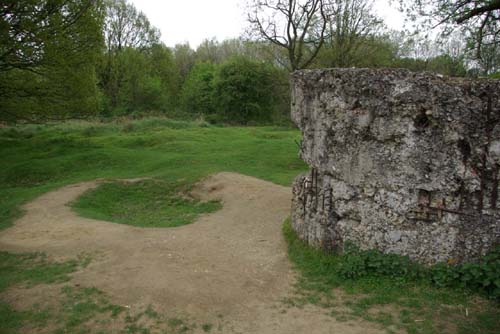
338 243 500 299
284 219 500 299
214 57 275 124
180 62 218 118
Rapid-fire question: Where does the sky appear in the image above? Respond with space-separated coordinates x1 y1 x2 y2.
129 0 405 48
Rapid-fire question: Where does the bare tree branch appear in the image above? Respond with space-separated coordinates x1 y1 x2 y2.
247 0 331 71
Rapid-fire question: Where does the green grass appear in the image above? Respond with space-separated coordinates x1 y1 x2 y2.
0 118 306 231
0 251 203 334
283 219 500 334
0 118 306 334
2 118 499 333
0 252 79 293
0 252 88 334
71 179 221 227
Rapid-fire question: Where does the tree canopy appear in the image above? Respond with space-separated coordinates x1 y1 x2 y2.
0 0 104 121
402 0 500 66
0 0 495 124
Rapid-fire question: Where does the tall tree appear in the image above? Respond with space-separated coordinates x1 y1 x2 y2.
0 0 104 122
0 0 103 73
100 0 161 109
402 0 500 70
318 0 382 67
103 0 159 52
173 43 196 84
247 0 331 71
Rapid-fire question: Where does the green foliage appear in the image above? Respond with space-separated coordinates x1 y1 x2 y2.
296 236 500 301
72 179 221 228
214 57 279 124
393 55 468 77
100 45 180 116
181 62 218 117
431 250 500 297
338 246 420 281
334 242 500 299
315 35 398 68
180 58 287 125
0 0 104 122
283 219 500 333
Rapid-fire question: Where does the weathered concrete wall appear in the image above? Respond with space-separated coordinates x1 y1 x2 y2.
291 68 500 264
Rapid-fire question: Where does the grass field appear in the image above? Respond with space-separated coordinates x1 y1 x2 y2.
0 118 306 231
0 118 307 334
0 118 498 334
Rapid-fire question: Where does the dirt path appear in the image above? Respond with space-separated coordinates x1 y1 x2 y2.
0 172 384 334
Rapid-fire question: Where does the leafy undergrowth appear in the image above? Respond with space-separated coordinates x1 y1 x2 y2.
283 219 500 334
71 179 221 228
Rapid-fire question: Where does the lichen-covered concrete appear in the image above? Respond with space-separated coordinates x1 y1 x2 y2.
291 68 500 264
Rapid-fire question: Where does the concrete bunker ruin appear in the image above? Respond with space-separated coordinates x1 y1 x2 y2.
290 68 500 264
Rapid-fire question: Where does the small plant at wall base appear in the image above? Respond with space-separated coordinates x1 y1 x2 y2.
283 219 500 300
339 244 500 299
284 218 500 333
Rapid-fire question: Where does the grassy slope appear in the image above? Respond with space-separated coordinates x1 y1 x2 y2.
0 118 306 333
0 118 307 230
1 118 498 333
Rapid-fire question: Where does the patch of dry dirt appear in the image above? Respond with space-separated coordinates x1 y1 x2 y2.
0 172 385 333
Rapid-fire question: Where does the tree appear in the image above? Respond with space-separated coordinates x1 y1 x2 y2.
247 0 331 71
0 0 104 122
173 43 196 84
196 38 223 64
103 0 159 52
315 34 397 68
180 62 217 117
147 44 181 109
214 57 276 124
0 0 103 73
402 1 500 66
315 0 383 67
100 0 161 110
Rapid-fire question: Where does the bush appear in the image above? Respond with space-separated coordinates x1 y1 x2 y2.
283 219 500 299
338 244 500 299
430 249 500 297
214 57 275 124
180 62 217 117
337 243 423 281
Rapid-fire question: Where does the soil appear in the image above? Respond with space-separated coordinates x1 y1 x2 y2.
0 172 385 333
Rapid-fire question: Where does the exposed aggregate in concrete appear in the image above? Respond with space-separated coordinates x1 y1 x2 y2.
291 68 500 264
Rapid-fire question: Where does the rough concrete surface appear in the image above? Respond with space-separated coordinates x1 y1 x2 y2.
291 68 500 264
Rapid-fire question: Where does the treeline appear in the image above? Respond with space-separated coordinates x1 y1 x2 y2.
0 0 498 124
99 40 290 124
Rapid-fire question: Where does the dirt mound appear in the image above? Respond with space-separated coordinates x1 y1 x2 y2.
0 172 383 333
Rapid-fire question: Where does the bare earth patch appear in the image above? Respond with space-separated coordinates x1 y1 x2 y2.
0 172 385 333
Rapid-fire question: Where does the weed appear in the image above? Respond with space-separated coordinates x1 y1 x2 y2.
144 305 159 319
201 323 213 332
283 218 500 333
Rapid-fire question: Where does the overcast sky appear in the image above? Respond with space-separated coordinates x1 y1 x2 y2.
128 0 405 48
